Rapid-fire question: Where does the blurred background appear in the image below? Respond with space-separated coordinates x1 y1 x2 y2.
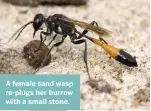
0 0 150 110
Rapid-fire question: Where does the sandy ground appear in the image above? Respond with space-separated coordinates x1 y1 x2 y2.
0 0 150 110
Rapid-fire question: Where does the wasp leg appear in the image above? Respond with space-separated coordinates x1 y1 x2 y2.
43 35 66 66
76 21 108 44
35 31 51 52
78 21 98 39
99 37 108 44
71 38 98 88
71 39 90 78
89 21 108 44
43 28 53 42
34 35 66 74
47 34 57 46
48 35 66 56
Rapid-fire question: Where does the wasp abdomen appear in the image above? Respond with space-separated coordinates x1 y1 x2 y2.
116 50 137 67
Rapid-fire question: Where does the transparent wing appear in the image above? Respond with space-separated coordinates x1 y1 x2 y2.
67 18 112 37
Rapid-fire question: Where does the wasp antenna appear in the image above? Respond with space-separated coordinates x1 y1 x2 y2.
9 21 33 42
9 25 26 41
14 21 33 40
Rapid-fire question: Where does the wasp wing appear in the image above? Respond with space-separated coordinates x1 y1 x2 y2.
67 18 112 37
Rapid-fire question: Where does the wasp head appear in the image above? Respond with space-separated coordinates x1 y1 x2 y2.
33 13 44 38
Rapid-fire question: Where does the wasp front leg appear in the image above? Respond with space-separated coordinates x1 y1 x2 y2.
34 35 67 74
35 31 52 52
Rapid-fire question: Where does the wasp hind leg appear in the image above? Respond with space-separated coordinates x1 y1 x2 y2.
77 21 108 44
71 35 99 88
78 21 98 38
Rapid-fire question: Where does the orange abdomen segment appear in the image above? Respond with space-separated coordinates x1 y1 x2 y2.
92 39 120 59
92 38 137 67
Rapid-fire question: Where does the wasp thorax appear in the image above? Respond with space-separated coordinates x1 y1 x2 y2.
46 16 55 29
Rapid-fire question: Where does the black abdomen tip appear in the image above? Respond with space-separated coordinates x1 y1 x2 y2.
116 50 137 67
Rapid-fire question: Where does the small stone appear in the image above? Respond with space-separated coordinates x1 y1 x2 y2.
23 40 51 68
